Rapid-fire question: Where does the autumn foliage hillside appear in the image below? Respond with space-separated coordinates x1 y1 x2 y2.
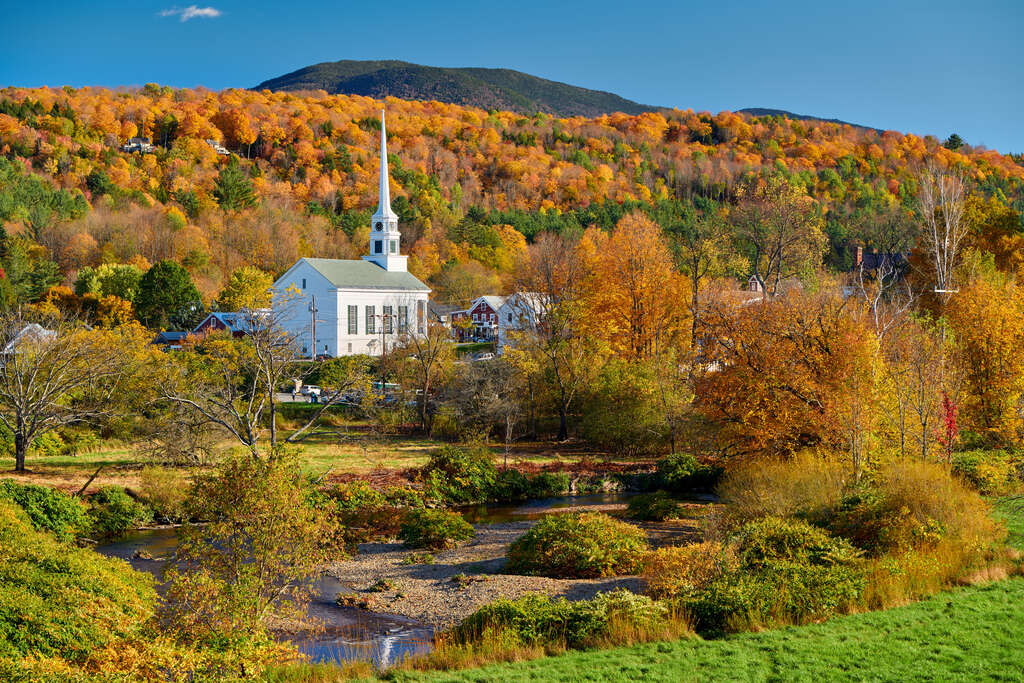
0 84 1022 304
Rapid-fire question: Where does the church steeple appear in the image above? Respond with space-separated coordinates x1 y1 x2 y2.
375 110 396 221
364 109 407 272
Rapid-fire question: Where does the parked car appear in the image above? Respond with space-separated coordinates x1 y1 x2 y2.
301 385 321 396
473 352 495 361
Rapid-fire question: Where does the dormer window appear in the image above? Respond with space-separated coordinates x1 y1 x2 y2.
374 240 383 254
389 240 397 253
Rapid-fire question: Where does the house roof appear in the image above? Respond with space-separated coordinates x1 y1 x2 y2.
192 310 270 335
857 252 908 271
153 331 188 343
470 295 508 312
2 324 56 354
500 292 549 315
429 302 461 317
299 258 429 292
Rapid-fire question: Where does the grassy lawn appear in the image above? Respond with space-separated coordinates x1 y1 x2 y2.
0 433 443 491
399 578 1024 682
396 497 1024 683
1 425 599 492
993 496 1024 549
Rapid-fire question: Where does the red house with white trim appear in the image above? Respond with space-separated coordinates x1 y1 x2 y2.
450 295 507 342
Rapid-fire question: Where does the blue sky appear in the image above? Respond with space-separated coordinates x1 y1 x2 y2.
1 0 1021 152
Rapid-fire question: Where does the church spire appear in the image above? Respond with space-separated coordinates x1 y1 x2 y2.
375 110 396 220
364 109 407 272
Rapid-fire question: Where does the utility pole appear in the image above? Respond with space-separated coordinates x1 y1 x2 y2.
373 308 396 398
309 295 318 361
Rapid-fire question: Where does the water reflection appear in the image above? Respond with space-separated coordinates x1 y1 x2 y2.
458 491 638 524
94 528 434 667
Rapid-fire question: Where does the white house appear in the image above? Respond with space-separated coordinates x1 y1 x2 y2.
272 112 430 358
496 292 548 354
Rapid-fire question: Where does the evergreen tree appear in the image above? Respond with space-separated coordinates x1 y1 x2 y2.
135 260 202 329
213 158 256 211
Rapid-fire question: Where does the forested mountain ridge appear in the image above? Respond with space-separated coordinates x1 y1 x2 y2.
737 108 882 133
254 60 659 117
0 83 1022 309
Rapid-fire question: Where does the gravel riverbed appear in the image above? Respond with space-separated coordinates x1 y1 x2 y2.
324 506 704 627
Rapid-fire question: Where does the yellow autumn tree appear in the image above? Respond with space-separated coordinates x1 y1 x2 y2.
946 270 1024 443
579 212 690 360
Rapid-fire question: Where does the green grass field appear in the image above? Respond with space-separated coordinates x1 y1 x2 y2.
993 497 1024 549
398 579 1024 683
3 426 589 493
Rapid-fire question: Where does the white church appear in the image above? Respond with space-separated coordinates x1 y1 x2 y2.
272 112 430 357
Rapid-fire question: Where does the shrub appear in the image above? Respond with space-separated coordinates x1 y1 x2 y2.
399 508 474 550
326 480 387 510
60 428 102 456
453 589 670 649
952 449 1021 495
656 453 723 492
643 542 737 599
676 519 866 635
30 431 67 458
400 552 435 565
317 481 426 545
491 468 531 501
626 491 685 521
681 561 866 635
712 453 850 535
490 470 571 502
826 460 1000 556
0 500 155 663
0 426 72 458
368 578 397 592
0 480 88 542
422 444 498 504
528 472 570 498
383 485 426 508
161 455 342 643
86 486 153 539
139 466 190 523
506 513 648 578
733 516 862 568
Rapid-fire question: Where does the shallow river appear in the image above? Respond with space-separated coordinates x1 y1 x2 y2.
94 491 650 667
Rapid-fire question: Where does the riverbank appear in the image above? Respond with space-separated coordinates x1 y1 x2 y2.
324 504 706 627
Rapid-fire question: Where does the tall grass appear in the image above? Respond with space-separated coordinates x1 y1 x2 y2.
402 609 691 674
261 659 376 682
710 452 850 536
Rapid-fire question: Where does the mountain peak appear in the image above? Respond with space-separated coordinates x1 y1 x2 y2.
254 59 659 118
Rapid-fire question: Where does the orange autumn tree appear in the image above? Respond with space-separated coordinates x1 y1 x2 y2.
697 291 877 459
578 212 690 360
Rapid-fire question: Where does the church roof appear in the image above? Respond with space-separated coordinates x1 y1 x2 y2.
302 258 429 291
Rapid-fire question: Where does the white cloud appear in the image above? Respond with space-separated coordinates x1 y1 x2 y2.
159 5 222 22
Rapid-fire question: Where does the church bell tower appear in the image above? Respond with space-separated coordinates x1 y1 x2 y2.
364 110 408 272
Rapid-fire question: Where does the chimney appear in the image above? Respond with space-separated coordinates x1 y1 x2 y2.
855 245 863 267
